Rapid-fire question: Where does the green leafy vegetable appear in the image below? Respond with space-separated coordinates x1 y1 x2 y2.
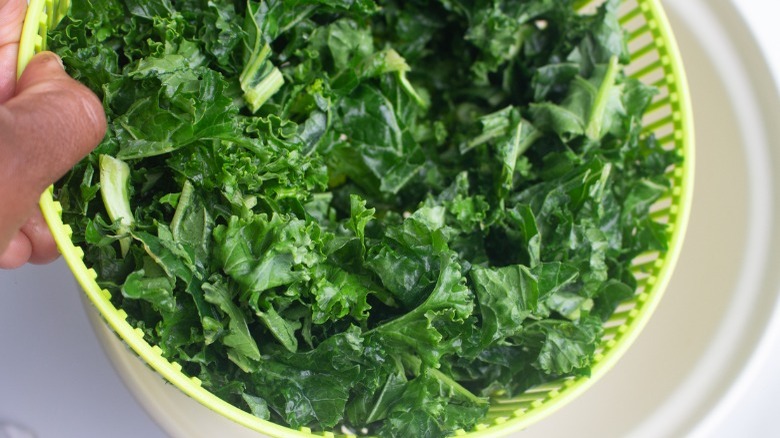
51 0 679 436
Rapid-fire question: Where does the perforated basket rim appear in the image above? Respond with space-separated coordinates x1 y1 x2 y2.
25 0 694 436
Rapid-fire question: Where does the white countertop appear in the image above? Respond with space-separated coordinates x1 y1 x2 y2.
2 2 780 437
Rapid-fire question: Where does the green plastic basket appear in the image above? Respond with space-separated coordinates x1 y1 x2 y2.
23 0 694 436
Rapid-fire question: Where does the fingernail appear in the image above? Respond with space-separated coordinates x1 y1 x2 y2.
39 52 65 70
50 53 65 70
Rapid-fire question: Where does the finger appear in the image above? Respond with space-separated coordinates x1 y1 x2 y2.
0 207 59 269
7 51 107 189
0 51 107 251
0 0 26 102
0 230 32 270
20 208 59 265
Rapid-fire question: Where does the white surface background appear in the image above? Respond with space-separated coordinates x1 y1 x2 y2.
706 0 780 435
1 1 780 437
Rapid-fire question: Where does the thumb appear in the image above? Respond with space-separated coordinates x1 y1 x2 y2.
4 51 107 189
0 51 107 250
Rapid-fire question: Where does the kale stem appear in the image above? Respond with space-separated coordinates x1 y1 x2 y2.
240 44 284 113
426 367 488 406
99 154 134 257
170 180 194 242
586 55 619 141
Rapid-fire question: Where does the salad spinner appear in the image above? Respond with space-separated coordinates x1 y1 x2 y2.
19 0 694 436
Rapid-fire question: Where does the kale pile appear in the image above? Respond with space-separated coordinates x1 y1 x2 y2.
52 0 677 436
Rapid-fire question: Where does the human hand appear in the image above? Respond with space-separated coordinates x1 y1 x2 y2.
0 0 107 269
